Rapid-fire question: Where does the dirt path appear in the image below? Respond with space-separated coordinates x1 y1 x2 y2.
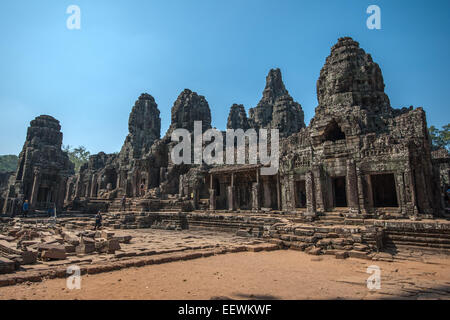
0 250 449 300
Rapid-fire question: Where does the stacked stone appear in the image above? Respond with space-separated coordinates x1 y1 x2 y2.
157 89 213 195
248 68 305 138
311 37 393 137
119 93 161 163
316 37 391 113
2 115 74 214
165 89 212 137
227 104 250 130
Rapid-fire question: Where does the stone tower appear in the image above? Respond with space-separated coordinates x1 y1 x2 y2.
249 68 305 138
119 93 161 164
227 104 250 130
3 115 74 213
165 89 212 137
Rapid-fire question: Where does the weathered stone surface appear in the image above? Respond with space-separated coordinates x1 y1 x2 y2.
114 235 132 244
335 251 349 259
2 115 74 215
166 89 212 136
10 36 444 227
21 250 37 264
75 235 95 254
227 104 250 130
41 246 66 260
95 238 120 254
0 257 15 274
249 68 305 138
316 37 391 114
119 93 161 162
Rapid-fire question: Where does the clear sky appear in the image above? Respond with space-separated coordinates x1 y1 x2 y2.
0 0 449 155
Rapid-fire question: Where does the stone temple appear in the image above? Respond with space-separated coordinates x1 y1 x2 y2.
2 115 74 215
1 37 450 282
1 37 448 220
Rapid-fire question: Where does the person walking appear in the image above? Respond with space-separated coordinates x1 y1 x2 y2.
94 211 102 230
140 183 145 197
22 200 29 218
121 195 126 211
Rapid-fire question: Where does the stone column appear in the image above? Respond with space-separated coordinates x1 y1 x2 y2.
396 172 407 215
346 160 360 215
289 174 296 211
227 173 236 211
64 180 72 203
132 170 139 197
263 177 272 208
365 174 374 210
74 175 81 199
30 169 41 207
209 189 216 210
227 186 236 211
57 177 67 210
312 166 325 212
90 174 98 198
192 188 199 210
85 178 91 198
251 182 260 211
276 173 281 210
356 168 367 214
405 168 418 216
179 175 184 197
305 171 316 216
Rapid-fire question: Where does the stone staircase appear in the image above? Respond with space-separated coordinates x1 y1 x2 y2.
267 221 382 260
383 225 450 253
316 211 346 225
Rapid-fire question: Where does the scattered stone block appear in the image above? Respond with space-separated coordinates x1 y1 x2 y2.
101 231 114 239
64 244 76 253
76 243 95 254
41 247 67 260
372 252 394 262
236 229 251 237
0 257 15 274
353 244 369 252
348 250 370 260
335 251 349 259
307 246 322 255
114 235 132 244
21 250 37 264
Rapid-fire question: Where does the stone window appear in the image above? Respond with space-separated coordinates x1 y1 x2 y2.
323 120 345 142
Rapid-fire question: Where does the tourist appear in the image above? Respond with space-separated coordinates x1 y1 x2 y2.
140 183 145 196
22 200 29 218
94 211 102 230
121 195 126 211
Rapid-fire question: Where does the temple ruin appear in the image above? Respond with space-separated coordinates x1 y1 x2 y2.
2 115 74 215
1 37 447 219
1 37 449 283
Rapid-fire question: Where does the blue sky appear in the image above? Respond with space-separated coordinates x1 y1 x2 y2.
0 0 449 155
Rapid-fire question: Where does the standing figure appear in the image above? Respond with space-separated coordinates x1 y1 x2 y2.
140 183 145 197
22 200 29 218
94 211 102 230
121 195 126 211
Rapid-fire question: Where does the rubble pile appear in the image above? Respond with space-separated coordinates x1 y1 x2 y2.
0 219 133 275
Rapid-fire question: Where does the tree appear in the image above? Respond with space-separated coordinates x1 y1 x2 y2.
429 124 450 151
0 155 18 173
63 145 90 173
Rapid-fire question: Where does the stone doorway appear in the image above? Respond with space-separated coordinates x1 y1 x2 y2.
37 187 51 203
333 177 347 207
371 173 398 207
295 180 306 208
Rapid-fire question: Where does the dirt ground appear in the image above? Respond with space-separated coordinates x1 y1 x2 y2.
0 250 449 300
